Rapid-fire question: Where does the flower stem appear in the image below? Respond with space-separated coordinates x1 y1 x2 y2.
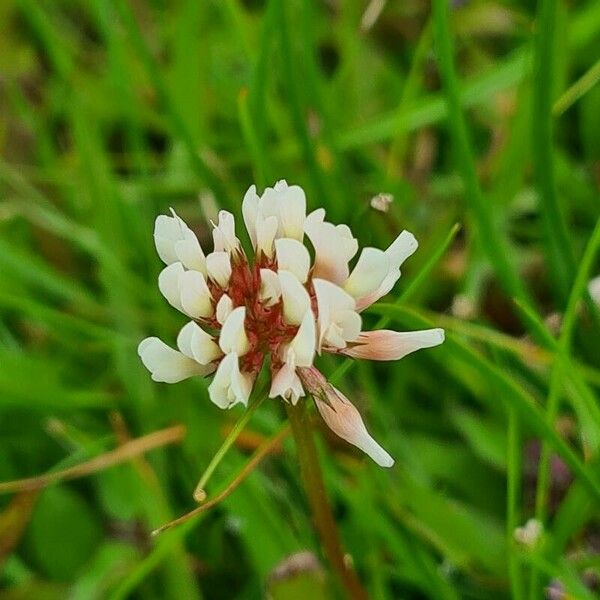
286 402 368 600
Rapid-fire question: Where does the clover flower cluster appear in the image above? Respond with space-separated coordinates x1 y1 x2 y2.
138 181 444 466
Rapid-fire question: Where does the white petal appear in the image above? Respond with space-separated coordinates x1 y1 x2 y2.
278 270 311 325
269 362 304 405
179 270 213 318
313 278 359 351
305 212 358 284
342 329 444 361
206 251 232 288
277 183 306 241
336 310 362 343
208 353 252 409
177 321 222 364
314 386 394 468
138 337 212 383
219 306 250 356
259 269 281 306
386 230 418 266
158 262 185 313
212 210 240 253
355 231 419 311
344 248 389 299
242 185 260 247
256 214 278 258
175 237 206 274
176 321 197 359
191 325 223 364
275 238 311 283
216 294 233 324
290 310 316 367
154 210 203 266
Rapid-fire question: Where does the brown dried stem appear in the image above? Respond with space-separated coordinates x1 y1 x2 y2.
0 424 186 495
152 424 290 536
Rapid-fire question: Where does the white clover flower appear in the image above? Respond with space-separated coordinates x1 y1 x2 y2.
138 180 444 467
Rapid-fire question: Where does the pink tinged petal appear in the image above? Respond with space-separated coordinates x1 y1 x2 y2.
158 262 185 313
269 362 304 405
137 337 213 384
313 385 394 468
179 270 213 318
290 310 316 367
242 185 260 247
313 278 361 351
154 210 202 266
259 269 281 306
216 294 233 325
206 251 232 288
278 270 312 325
219 306 250 356
255 214 278 258
177 321 222 364
208 352 253 409
212 210 239 253
343 247 389 299
342 328 445 361
275 238 311 283
305 213 358 284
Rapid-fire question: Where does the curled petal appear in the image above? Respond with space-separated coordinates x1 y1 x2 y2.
177 321 222 365
299 368 393 467
289 310 316 367
174 237 206 274
259 269 281 306
275 238 310 283
356 230 418 311
138 337 213 383
343 247 388 299
212 210 240 253
179 270 213 318
269 361 304 405
386 230 418 266
154 210 204 269
256 214 278 258
276 182 306 241
215 294 233 324
279 270 311 325
305 211 358 284
242 185 260 247
208 353 253 409
341 329 445 361
313 278 361 351
219 307 250 356
206 251 232 288
158 262 185 313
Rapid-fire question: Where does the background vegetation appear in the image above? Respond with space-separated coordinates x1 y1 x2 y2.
1 0 600 598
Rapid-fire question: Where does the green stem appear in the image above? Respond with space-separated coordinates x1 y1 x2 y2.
286 402 368 600
193 394 266 501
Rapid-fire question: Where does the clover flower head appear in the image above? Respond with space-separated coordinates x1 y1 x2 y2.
138 180 444 467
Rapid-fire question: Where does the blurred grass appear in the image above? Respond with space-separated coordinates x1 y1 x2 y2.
1 0 600 598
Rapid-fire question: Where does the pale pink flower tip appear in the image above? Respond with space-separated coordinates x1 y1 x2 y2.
138 182 444 466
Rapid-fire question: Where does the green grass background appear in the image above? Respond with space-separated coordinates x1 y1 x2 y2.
1 0 600 598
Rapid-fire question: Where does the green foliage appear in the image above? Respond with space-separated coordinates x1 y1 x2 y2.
1 0 599 598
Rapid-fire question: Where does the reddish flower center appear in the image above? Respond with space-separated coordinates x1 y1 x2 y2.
204 251 300 377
